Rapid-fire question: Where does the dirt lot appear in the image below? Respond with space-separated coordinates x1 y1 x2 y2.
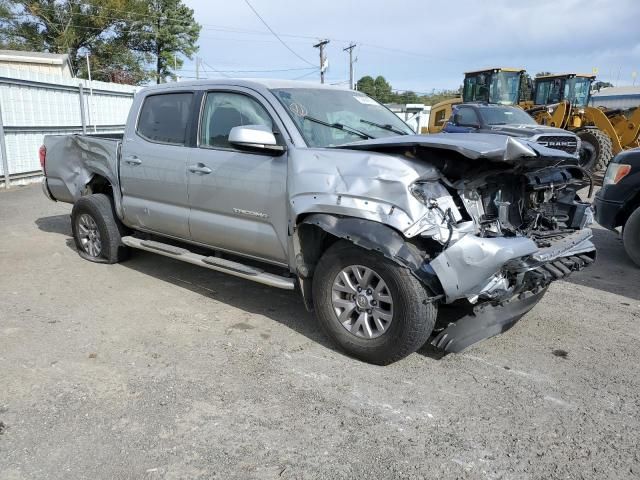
1 184 639 480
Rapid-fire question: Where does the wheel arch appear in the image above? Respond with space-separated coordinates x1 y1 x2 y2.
83 173 125 221
294 213 443 310
620 191 640 229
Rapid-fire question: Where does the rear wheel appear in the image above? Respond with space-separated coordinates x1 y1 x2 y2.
71 194 130 264
312 241 437 365
622 207 640 267
577 128 613 173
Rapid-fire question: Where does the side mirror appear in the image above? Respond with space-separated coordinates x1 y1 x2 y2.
228 125 286 154
452 113 461 125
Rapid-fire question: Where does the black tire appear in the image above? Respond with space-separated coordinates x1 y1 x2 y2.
622 207 640 268
577 129 613 173
312 241 437 365
71 194 130 264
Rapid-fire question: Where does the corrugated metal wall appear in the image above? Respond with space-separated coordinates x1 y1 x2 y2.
0 67 136 185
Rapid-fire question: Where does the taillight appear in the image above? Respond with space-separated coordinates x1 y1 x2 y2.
39 145 46 172
603 163 631 186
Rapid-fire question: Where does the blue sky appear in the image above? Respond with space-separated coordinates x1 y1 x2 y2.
181 0 640 92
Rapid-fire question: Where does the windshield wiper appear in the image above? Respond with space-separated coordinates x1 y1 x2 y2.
303 115 374 140
359 118 409 135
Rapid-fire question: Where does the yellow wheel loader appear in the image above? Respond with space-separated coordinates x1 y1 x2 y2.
528 73 640 172
426 68 524 133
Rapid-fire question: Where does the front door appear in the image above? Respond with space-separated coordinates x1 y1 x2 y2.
187 89 288 264
120 92 194 239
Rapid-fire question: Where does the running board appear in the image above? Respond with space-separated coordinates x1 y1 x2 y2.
121 236 295 290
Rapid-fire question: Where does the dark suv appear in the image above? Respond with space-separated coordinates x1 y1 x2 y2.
594 148 640 266
444 103 580 159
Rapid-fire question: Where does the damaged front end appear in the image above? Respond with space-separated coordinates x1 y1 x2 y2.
331 134 596 353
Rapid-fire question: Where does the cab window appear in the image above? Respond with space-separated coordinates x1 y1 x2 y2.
200 92 273 148
455 107 480 126
137 93 194 145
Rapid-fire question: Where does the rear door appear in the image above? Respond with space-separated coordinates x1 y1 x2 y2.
120 92 195 239
186 88 289 264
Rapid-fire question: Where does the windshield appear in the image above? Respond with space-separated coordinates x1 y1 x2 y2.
463 71 521 105
567 77 592 107
489 72 521 105
271 88 414 147
477 105 537 126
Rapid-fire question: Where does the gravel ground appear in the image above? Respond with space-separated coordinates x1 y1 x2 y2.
1 184 639 480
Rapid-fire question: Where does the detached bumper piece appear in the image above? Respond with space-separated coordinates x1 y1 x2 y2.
430 288 547 353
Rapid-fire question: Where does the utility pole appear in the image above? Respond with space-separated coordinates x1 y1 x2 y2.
85 53 97 133
343 43 356 90
313 39 330 84
196 56 200 80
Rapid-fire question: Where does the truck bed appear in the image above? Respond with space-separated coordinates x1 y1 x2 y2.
43 134 122 204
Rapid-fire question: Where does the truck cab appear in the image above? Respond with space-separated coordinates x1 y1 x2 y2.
443 103 580 157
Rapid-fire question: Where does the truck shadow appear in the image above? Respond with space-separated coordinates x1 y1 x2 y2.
34 214 350 359
39 214 636 360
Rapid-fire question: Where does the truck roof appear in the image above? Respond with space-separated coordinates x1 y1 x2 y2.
138 78 351 94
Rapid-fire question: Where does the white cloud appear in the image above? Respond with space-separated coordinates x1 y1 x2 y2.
183 0 640 90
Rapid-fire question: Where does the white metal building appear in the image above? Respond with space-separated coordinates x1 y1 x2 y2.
0 66 137 187
591 86 640 110
386 103 431 134
0 50 74 78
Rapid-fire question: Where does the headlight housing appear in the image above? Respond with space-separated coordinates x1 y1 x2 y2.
603 163 631 186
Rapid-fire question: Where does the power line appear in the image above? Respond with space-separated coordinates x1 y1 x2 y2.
292 69 320 80
242 0 315 67
179 66 317 74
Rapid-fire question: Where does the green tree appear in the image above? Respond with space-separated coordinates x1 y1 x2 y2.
535 71 553 78
0 0 200 84
593 81 613 91
356 75 375 97
126 0 200 83
373 75 392 103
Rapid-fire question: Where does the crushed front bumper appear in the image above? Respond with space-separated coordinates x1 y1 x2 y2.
428 229 596 353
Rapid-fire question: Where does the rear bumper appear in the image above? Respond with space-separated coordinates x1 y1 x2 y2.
594 194 623 230
41 178 56 202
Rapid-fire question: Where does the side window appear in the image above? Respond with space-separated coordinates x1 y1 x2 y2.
137 93 194 145
455 107 479 126
200 92 273 148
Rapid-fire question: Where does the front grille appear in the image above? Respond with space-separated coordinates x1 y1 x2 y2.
536 136 578 154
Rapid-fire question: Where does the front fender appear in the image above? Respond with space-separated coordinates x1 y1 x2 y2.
297 213 444 297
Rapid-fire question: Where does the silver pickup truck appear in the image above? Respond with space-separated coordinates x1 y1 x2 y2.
41 79 596 364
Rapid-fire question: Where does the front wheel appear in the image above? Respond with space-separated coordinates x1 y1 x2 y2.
312 241 437 365
622 207 640 267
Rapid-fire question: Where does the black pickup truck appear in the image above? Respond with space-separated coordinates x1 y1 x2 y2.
594 148 640 266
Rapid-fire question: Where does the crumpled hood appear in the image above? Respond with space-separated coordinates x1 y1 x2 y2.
338 133 578 164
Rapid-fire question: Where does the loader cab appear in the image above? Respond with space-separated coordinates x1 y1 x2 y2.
533 74 595 108
462 68 525 106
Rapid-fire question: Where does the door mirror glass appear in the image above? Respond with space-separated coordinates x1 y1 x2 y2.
229 125 285 153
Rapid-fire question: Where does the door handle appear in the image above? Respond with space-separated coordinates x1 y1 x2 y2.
188 164 212 175
124 156 142 166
